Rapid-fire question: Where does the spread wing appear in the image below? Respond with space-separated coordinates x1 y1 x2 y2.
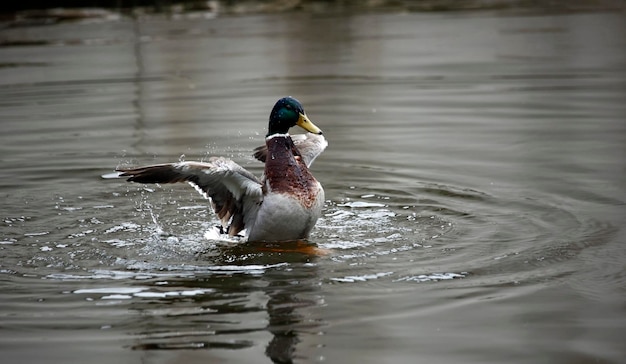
116 157 263 237
253 133 328 168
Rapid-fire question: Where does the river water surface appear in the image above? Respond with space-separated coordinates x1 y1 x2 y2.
1 9 625 364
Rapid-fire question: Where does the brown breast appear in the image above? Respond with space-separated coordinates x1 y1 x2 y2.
263 135 320 208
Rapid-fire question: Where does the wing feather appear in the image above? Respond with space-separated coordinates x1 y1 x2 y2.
117 158 263 236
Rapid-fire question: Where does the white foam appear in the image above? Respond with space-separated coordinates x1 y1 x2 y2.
73 286 212 300
101 294 133 300
337 201 385 208
24 232 49 237
177 205 207 210
330 271 393 283
104 222 140 234
74 287 147 294
394 272 467 283
47 261 289 282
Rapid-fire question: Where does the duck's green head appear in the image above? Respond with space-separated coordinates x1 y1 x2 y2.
267 96 323 137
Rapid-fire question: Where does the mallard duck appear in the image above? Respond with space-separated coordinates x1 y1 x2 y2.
115 97 328 242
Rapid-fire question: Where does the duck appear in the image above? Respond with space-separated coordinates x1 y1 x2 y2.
115 96 328 243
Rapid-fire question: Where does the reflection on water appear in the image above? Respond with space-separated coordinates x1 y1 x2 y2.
1 8 625 364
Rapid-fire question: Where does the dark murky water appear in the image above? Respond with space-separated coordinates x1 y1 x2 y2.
1 9 625 364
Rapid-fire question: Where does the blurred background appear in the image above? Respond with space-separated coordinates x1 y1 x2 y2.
1 0 624 15
1 1 625 364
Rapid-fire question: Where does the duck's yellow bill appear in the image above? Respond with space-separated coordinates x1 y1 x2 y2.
297 113 323 135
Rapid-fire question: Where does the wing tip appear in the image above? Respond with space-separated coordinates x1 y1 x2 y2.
101 171 124 179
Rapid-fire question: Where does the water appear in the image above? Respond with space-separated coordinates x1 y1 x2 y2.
1 9 625 364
